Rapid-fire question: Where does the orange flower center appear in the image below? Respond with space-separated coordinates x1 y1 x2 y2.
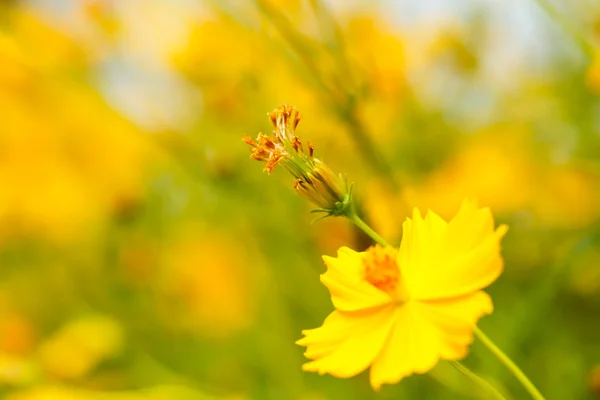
362 245 400 295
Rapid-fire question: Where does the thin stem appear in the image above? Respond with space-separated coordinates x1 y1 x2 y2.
339 107 398 191
534 0 594 58
449 360 507 400
475 327 546 400
254 0 398 190
346 211 390 247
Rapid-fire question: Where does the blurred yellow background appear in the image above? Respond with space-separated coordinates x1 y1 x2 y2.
1 0 599 399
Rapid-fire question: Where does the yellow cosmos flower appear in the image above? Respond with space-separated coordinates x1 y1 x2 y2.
297 200 508 390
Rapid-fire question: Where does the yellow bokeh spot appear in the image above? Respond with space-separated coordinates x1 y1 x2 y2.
164 231 261 339
38 315 123 380
532 166 600 229
0 9 152 245
0 353 38 387
586 50 600 93
403 128 534 220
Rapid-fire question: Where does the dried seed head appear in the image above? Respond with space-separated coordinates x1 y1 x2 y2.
245 105 353 218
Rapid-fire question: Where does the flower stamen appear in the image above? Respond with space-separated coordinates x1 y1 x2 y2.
291 136 303 153
362 245 400 295
243 133 290 174
269 104 301 142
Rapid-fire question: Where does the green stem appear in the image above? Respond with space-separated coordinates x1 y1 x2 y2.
449 360 507 400
534 0 594 58
346 211 390 247
475 327 546 400
255 0 398 190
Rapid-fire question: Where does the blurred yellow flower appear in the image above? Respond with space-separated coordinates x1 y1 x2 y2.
174 16 265 117
297 200 507 390
364 130 533 242
0 354 38 387
6 384 248 400
38 315 123 380
589 364 600 398
345 16 406 100
6 386 96 400
586 50 600 93
164 232 261 339
532 166 600 229
0 313 35 356
0 10 151 245
343 15 406 143
402 129 534 221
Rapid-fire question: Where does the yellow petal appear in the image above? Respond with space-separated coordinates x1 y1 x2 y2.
321 247 392 312
369 289 493 390
297 311 364 360
412 225 507 300
398 200 507 300
327 247 363 275
369 304 441 390
297 306 396 379
413 291 493 360
396 208 447 286
445 199 497 256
